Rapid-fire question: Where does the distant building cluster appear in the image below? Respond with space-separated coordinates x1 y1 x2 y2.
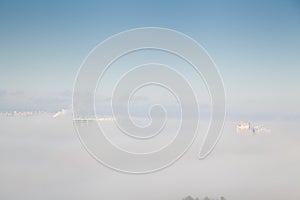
0 109 117 122
0 111 48 117
182 195 226 200
236 121 271 135
73 116 115 126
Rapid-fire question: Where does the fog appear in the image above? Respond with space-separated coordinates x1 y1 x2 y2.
0 116 299 200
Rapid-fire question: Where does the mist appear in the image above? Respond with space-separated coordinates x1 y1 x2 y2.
1 115 299 200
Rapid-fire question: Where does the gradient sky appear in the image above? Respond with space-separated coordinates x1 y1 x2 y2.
0 0 299 120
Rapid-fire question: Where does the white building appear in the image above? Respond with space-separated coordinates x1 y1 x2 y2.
236 121 271 135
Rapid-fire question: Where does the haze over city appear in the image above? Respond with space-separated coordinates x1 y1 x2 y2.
0 0 299 199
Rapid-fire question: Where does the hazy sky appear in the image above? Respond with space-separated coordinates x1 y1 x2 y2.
0 0 299 120
1 2 300 199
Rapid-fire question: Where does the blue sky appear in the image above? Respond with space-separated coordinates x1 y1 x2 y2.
0 0 299 120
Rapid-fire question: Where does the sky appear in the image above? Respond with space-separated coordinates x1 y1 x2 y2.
0 0 300 120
